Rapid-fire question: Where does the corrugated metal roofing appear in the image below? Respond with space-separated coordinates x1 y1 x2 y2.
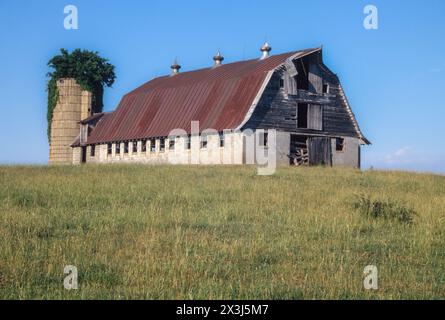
86 48 320 145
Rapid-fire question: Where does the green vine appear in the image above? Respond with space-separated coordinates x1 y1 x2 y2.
46 48 115 144
47 78 59 142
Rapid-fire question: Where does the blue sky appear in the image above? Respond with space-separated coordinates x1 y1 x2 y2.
0 0 444 173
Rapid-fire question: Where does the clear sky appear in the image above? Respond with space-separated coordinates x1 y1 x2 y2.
0 0 444 173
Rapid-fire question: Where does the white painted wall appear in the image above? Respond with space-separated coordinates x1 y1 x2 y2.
80 132 245 165
74 132 360 168
331 136 360 168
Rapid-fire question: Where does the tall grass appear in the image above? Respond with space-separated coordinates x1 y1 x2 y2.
0 165 444 299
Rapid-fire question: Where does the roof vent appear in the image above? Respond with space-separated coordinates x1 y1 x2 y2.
260 42 272 59
170 58 181 76
213 51 224 67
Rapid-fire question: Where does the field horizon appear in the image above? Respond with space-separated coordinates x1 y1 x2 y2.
0 165 444 299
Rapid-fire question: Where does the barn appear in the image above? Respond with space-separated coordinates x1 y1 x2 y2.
49 43 369 167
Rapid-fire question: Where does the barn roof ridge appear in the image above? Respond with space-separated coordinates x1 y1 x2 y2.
83 47 324 145
126 48 321 95
150 48 318 78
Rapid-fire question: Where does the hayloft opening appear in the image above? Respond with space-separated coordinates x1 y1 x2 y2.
322 83 329 94
297 104 308 129
296 58 309 90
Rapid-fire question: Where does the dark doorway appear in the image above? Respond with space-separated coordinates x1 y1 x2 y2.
81 146 87 163
297 103 308 129
289 135 308 166
308 137 332 166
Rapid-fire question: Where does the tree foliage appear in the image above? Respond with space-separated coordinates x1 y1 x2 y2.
46 49 116 143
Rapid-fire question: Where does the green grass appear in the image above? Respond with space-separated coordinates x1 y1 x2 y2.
0 164 444 299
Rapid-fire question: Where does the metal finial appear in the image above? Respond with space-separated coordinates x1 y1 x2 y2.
213 51 224 67
260 42 272 59
170 57 181 75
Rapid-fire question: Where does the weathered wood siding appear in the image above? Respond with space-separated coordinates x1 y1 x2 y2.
308 137 332 166
308 63 323 93
242 51 358 138
283 73 297 95
307 105 323 130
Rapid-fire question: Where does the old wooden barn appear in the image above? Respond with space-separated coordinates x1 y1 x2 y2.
49 43 369 167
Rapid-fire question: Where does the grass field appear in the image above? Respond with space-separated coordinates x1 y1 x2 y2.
0 165 444 299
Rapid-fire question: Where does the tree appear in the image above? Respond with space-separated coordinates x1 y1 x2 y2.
46 49 116 143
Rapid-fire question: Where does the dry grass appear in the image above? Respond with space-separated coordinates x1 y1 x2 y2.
0 164 444 299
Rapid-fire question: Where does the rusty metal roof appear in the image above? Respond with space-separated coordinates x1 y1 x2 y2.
86 48 320 144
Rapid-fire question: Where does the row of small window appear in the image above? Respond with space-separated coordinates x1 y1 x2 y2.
104 134 226 156
89 134 340 156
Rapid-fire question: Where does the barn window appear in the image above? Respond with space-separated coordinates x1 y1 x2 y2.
219 133 225 147
90 145 95 157
107 143 112 155
160 138 165 152
115 143 121 155
322 83 329 94
297 104 308 129
200 135 208 149
124 142 129 154
259 131 268 147
150 139 156 152
141 140 147 152
279 78 284 88
186 136 191 150
132 141 138 153
336 138 345 152
169 138 175 150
